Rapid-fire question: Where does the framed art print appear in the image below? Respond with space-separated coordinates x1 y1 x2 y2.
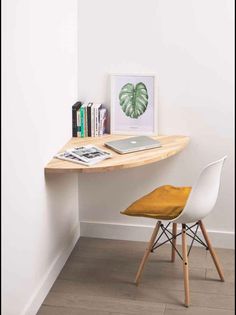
110 74 157 135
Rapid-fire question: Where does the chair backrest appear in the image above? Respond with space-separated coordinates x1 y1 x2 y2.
174 156 227 223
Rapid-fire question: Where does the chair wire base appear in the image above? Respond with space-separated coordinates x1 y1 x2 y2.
151 221 208 260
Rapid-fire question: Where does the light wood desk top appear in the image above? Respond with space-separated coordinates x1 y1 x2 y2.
45 135 190 174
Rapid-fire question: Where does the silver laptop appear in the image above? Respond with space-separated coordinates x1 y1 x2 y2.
104 136 161 154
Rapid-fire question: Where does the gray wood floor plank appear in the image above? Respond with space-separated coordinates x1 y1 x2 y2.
37 305 110 315
206 248 235 271
164 304 235 315
51 279 137 301
206 268 235 283
143 275 234 296
133 287 235 309
43 292 165 315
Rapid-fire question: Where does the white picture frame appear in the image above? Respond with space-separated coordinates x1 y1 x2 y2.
110 74 158 135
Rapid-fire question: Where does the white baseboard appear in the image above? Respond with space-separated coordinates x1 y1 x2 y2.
21 227 80 315
80 221 234 249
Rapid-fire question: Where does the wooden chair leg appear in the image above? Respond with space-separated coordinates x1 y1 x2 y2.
135 220 161 285
171 223 177 262
182 224 190 307
199 220 225 281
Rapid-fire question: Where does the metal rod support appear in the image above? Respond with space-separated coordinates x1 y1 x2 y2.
151 221 208 260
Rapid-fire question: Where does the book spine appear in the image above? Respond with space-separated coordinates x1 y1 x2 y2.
76 109 81 137
80 106 84 137
99 108 107 136
95 106 98 137
72 106 78 137
72 102 82 137
96 105 102 137
87 104 92 137
72 109 77 137
84 106 88 137
98 108 101 136
91 106 95 137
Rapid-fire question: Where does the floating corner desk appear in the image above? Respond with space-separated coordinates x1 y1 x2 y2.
45 135 190 174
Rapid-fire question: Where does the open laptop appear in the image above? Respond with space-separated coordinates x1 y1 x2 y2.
104 136 161 154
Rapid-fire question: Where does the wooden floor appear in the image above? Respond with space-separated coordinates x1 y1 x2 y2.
37 237 235 315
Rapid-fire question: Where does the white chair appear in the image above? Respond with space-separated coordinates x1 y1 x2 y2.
135 156 227 307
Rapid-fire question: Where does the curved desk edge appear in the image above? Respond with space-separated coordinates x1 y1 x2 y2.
45 135 190 174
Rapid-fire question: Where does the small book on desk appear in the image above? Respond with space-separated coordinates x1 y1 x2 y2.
55 145 112 166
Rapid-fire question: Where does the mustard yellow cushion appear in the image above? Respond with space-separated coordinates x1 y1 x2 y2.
121 185 192 220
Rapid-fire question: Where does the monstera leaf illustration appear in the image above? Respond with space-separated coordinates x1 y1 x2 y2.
119 82 148 119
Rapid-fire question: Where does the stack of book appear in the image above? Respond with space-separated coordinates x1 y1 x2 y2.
72 102 108 138
55 145 112 166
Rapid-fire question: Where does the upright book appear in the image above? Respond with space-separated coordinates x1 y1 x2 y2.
84 104 88 137
76 108 81 137
72 101 82 137
80 103 87 138
93 104 102 137
87 103 93 137
99 107 107 136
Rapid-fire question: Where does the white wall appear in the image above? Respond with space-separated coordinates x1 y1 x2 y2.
2 1 79 314
2 1 234 314
78 0 235 247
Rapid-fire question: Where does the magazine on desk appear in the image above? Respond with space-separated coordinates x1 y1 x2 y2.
55 145 112 166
